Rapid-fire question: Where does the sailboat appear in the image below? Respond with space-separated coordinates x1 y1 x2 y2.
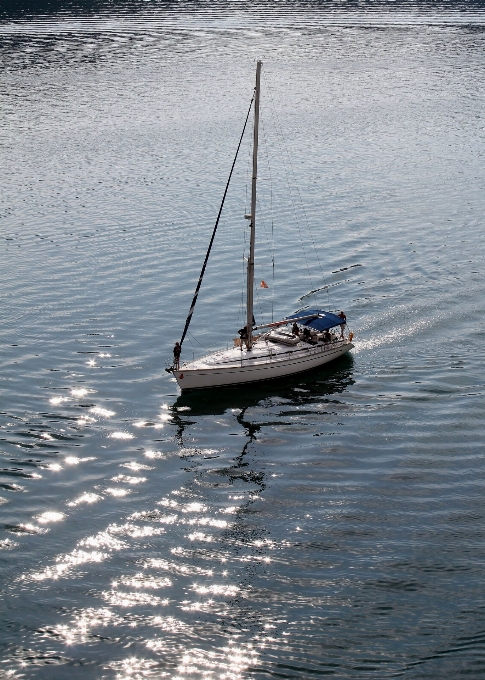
169 62 354 391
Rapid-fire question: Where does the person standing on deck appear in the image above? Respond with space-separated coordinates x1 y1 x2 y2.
173 342 181 370
338 311 347 338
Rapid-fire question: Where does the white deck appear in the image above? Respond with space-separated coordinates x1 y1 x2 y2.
174 336 353 390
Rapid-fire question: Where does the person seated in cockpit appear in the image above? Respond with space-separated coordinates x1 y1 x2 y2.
302 327 317 344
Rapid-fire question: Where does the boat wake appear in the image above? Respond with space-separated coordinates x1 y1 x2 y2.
352 316 435 354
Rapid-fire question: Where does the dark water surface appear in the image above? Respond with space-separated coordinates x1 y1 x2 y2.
2 1 485 677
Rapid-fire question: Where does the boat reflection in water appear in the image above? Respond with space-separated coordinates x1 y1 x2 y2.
158 355 355 676
171 353 355 420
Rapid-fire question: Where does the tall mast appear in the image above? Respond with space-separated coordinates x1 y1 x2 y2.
246 60 262 350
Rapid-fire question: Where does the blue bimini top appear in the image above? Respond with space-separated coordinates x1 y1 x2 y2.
285 309 345 332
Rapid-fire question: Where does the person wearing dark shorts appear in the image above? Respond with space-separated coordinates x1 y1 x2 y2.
338 311 346 338
173 341 181 370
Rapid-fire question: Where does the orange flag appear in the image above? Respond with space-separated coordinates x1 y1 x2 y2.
260 280 269 289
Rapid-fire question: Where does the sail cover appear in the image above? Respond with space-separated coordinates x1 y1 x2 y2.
285 309 345 331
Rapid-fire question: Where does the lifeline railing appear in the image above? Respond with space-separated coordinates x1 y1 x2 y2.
181 337 349 369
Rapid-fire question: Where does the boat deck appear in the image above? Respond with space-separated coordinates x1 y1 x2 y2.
180 336 348 371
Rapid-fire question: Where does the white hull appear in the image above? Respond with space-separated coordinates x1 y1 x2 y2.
174 338 353 391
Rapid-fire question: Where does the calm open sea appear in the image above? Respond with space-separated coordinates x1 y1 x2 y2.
1 1 485 677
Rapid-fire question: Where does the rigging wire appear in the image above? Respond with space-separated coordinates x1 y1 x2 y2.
239 112 254 327
255 287 264 323
271 211 275 322
260 111 276 323
187 330 209 351
179 93 255 348
265 76 332 309
254 194 273 324
240 87 276 328
242 101 274 327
